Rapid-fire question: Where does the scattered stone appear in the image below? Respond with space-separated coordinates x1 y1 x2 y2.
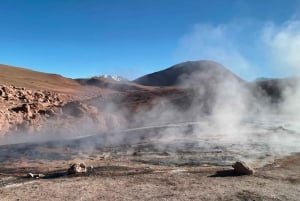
27 172 45 178
232 161 254 175
68 162 87 174
27 173 34 178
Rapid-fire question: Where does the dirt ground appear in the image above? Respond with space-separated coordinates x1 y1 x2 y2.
0 151 300 201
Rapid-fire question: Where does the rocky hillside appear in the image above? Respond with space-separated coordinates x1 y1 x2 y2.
0 84 128 137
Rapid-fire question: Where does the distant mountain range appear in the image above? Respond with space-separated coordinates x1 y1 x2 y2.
75 75 145 92
1 60 299 105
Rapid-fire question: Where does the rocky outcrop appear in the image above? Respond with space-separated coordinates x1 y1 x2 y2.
0 85 65 135
0 85 128 137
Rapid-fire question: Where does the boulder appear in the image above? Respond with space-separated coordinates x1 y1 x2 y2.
68 162 87 174
232 161 254 175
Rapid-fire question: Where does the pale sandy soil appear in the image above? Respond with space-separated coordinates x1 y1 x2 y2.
0 152 299 201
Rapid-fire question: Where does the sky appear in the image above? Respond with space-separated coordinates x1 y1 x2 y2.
0 0 300 80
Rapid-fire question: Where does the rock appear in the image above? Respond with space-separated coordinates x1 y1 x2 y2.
68 162 87 174
27 172 34 178
2 86 12 94
232 161 254 175
62 101 86 117
27 172 45 178
45 109 56 116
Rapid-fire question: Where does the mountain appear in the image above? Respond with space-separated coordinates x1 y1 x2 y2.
75 76 150 92
133 60 244 86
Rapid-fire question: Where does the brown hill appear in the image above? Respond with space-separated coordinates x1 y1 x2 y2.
0 64 81 93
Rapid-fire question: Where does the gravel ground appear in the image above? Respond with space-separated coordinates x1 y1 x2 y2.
0 153 300 201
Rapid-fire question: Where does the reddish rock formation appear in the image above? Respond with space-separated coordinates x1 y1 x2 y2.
0 85 128 137
0 85 66 135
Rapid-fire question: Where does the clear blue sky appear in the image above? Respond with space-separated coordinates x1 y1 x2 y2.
0 0 300 80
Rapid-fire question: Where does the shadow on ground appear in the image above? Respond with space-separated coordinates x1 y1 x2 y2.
209 169 244 177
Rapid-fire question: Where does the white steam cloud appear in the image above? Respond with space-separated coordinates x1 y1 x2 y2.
262 20 300 72
262 19 300 117
171 18 300 162
176 23 253 79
